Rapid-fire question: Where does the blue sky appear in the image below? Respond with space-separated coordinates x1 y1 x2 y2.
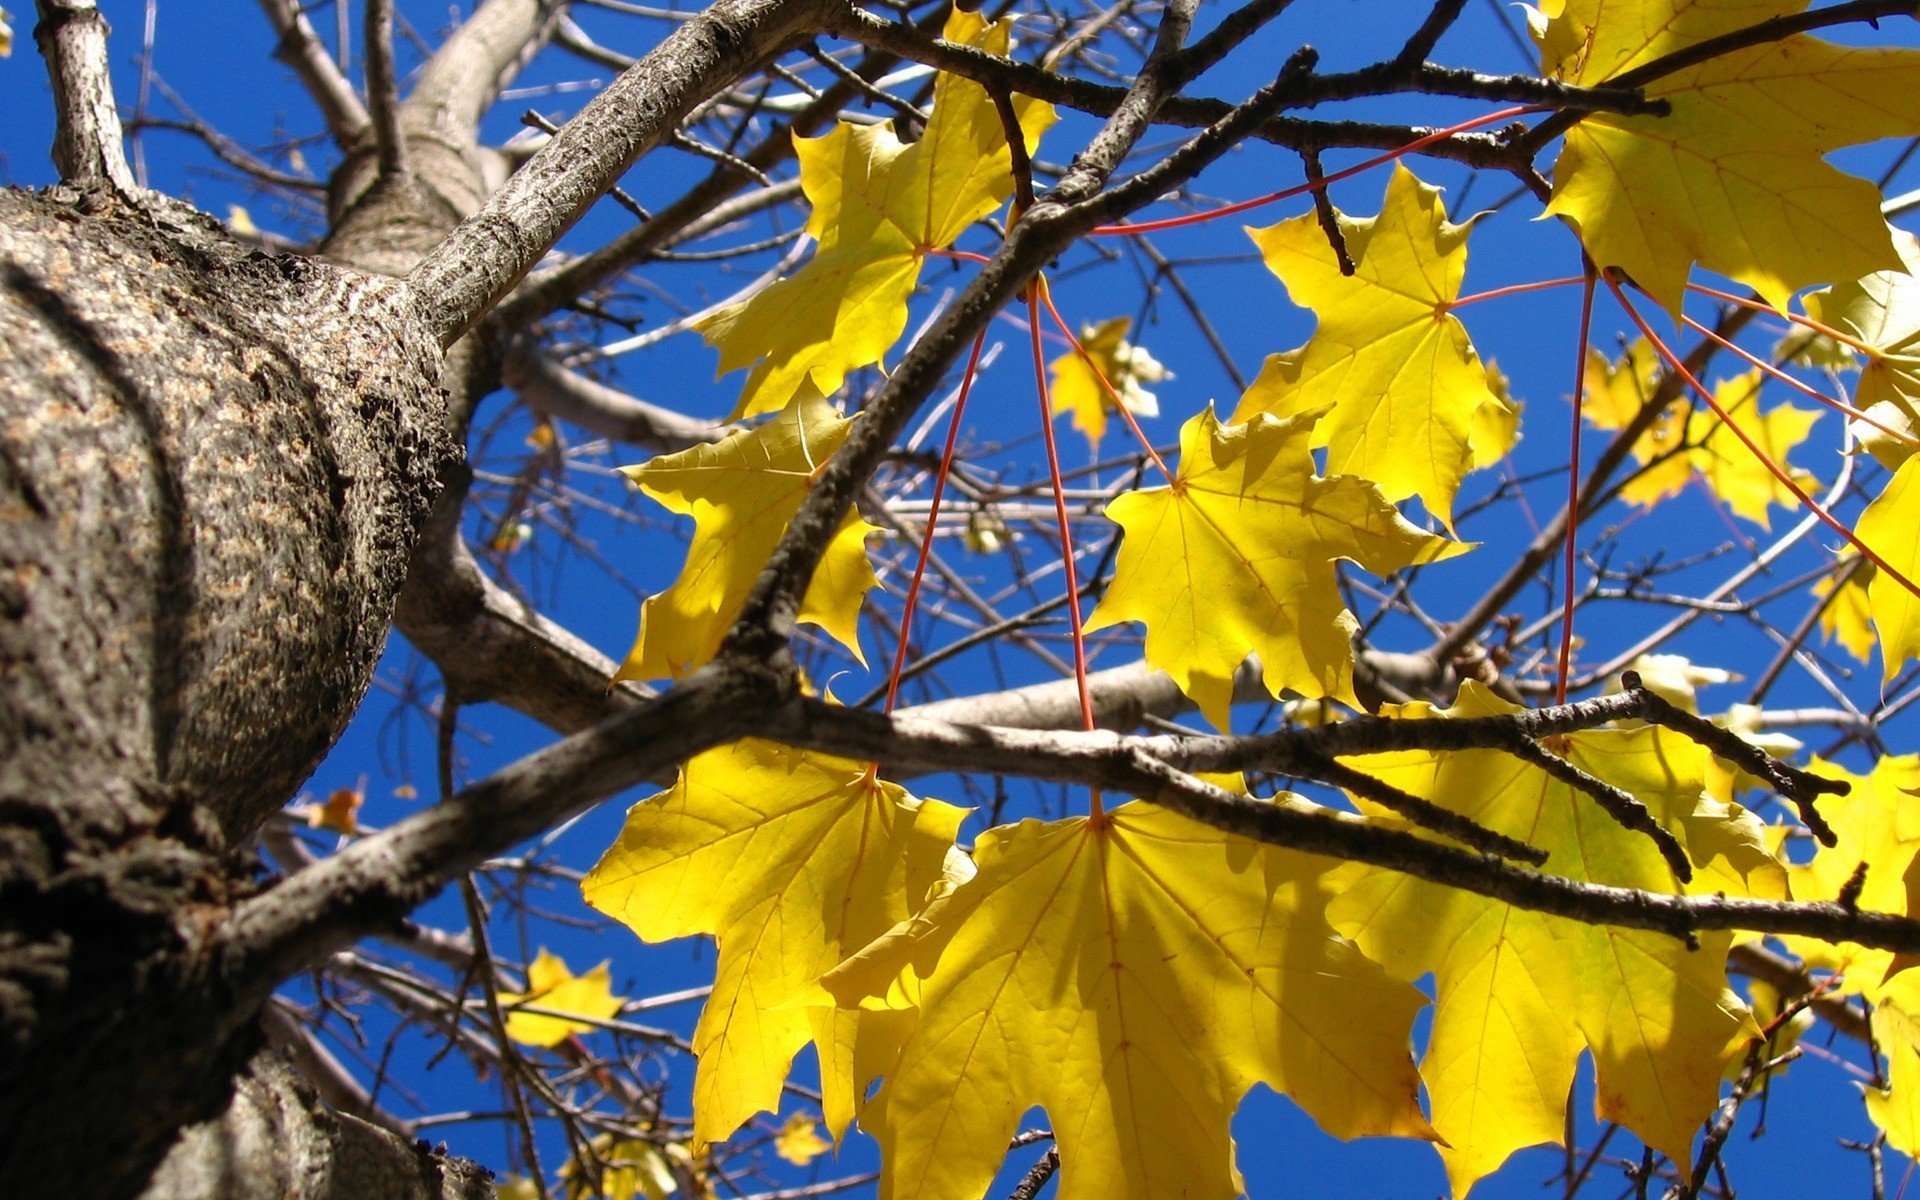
5 2 1918 1196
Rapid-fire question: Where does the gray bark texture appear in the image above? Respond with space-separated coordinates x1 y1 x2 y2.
0 182 451 1199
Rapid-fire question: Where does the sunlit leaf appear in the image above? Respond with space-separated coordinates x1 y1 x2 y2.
846 802 1435 1200
497 949 626 1049
1234 165 1502 522
583 740 963 1144
1087 406 1463 730
616 390 878 685
1327 682 1759 1196
699 11 1054 417
1541 0 1920 312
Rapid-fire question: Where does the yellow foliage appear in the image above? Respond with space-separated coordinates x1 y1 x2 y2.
1087 407 1463 730
616 390 878 685
842 802 1435 1200
1783 755 1920 998
1614 371 1819 527
774 1114 832 1166
1234 165 1502 522
1813 560 1879 664
1806 230 1920 469
1856 457 1920 681
1540 0 1920 313
497 949 626 1049
699 12 1054 417
1047 315 1167 446
583 740 963 1145
1327 683 1763 1196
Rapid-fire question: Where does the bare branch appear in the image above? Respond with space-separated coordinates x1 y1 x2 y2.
255 0 373 148
33 0 140 195
365 0 408 181
407 0 831 347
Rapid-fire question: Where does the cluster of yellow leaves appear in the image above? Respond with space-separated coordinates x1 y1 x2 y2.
500 1133 703 1200
1087 406 1463 730
1539 0 1920 312
841 803 1435 1200
1327 682 1779 1196
1047 315 1169 446
1776 757 1920 1154
699 11 1054 418
496 948 627 1048
615 392 879 685
1582 345 1819 526
1235 166 1510 523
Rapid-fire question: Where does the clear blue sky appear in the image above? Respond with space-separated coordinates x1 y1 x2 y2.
4 2 1914 1196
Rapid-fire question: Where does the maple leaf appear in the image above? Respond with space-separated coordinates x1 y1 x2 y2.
1814 560 1878 664
1869 972 1920 1158
1086 406 1463 730
1539 0 1920 313
1581 338 1666 431
1048 315 1168 446
1232 165 1504 522
1615 371 1819 527
550 1134 689 1200
841 801 1434 1200
699 11 1054 417
1326 682 1762 1196
774 1114 832 1166
1782 755 1920 997
497 949 627 1049
582 739 964 1145
1804 229 1920 468
1855 458 1920 681
1470 360 1523 469
615 390 879 685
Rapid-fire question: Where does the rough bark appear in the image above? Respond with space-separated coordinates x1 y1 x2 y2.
0 183 451 1199
140 1049 494 1200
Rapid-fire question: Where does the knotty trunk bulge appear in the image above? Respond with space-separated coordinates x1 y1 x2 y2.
0 183 457 1198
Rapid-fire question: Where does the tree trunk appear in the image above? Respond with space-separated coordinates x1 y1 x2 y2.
0 182 452 1200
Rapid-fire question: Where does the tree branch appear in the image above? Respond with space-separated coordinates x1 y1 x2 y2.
33 0 140 196
407 0 832 347
254 0 373 149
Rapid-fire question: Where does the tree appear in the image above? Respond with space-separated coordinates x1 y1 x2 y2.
7 0 1920 1197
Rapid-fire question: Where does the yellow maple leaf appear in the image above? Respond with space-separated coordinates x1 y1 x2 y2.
616 390 878 685
1581 338 1666 431
1326 682 1761 1196
1814 559 1878 664
582 740 963 1146
844 801 1434 1200
1047 315 1168 446
1232 165 1503 523
774 1114 832 1166
497 949 626 1049
700 11 1054 417
1086 406 1464 730
1615 371 1819 527
1805 229 1920 469
1855 457 1920 681
1869 972 1920 1157
556 1134 684 1200
1470 360 1523 469
1540 0 1920 313
1782 755 1920 998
